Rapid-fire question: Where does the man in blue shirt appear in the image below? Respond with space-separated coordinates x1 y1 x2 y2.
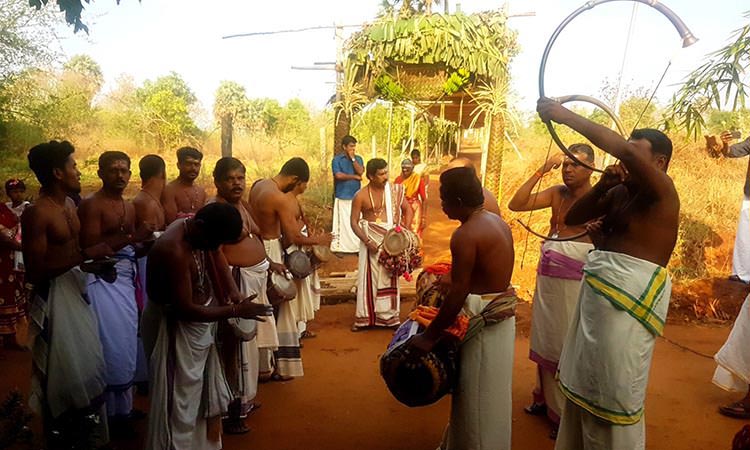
331 135 364 253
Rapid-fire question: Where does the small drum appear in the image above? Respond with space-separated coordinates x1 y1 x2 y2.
266 271 297 306
310 245 333 269
286 250 313 279
380 320 458 407
382 227 417 256
227 317 257 341
379 227 423 278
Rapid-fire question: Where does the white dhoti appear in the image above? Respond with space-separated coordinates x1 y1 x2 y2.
134 256 149 386
442 293 516 450
28 268 107 417
331 198 359 253
556 250 671 450
713 294 750 391
88 245 138 417
263 238 304 378
289 226 321 330
144 302 232 450
354 221 400 328
224 259 278 414
529 240 592 425
733 198 750 282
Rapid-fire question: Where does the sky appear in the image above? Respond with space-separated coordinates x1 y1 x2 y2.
55 0 748 118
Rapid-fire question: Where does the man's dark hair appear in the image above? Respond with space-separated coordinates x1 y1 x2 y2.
176 146 203 163
280 157 310 182
139 154 165 182
410 149 421 159
194 202 243 248
341 135 357 147
440 167 484 208
27 141 76 188
366 158 388 178
99 151 131 171
631 128 673 165
213 157 246 182
568 143 595 163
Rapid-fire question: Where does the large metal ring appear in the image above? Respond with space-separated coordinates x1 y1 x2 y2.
538 0 698 172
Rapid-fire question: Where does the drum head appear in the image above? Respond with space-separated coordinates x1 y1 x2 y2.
312 245 333 263
382 228 410 256
271 272 297 299
227 317 257 341
286 250 312 279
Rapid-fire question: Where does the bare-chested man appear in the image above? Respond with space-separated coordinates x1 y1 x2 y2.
143 202 272 450
410 166 516 450
132 154 167 394
78 151 154 435
250 157 331 380
537 97 679 450
283 180 321 340
445 157 502 216
212 157 283 433
508 145 594 436
23 141 114 448
350 158 413 331
162 146 206 224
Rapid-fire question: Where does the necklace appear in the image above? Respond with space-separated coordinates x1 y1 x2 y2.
368 185 385 223
141 189 164 212
184 220 210 302
106 196 127 233
183 185 200 211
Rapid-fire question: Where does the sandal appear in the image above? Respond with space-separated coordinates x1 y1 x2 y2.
729 275 748 284
719 401 750 419
300 330 317 339
222 418 250 435
351 324 366 332
271 372 294 382
524 403 547 416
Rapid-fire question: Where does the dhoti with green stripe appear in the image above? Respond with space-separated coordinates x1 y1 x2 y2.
555 250 671 450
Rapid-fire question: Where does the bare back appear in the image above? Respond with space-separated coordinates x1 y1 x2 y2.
453 210 514 294
598 181 679 267
248 179 286 240
146 219 205 306
133 191 166 231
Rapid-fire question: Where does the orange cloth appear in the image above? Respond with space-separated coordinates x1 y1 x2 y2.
408 305 469 341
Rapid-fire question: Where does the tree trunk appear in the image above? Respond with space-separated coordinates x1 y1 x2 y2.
333 106 350 157
221 113 233 158
485 112 505 200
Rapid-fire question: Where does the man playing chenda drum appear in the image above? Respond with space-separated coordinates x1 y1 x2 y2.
250 157 331 381
537 97 679 450
350 158 412 331
410 166 516 450
508 146 594 437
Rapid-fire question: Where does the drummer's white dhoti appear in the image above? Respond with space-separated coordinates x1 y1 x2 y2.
442 293 516 450
263 238 303 378
354 221 400 328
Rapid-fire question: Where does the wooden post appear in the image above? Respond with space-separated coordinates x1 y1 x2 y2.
220 113 233 158
320 127 327 174
386 102 394 168
371 134 377 159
